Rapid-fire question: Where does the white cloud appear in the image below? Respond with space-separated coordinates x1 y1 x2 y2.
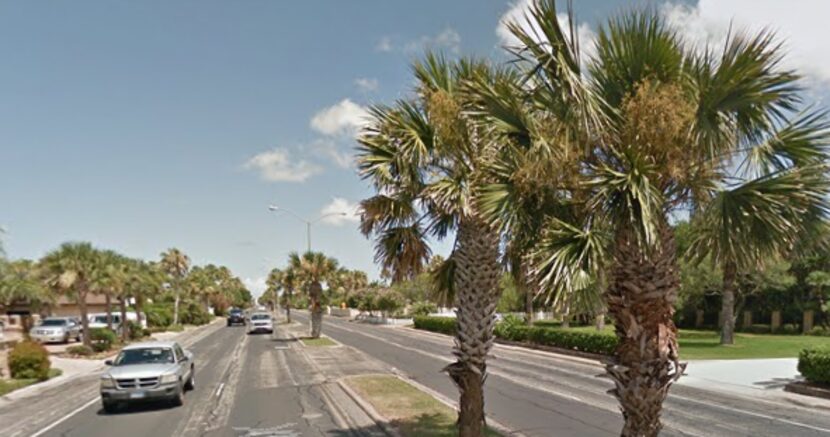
312 139 354 169
310 98 370 138
496 0 595 60
355 77 379 92
663 0 830 86
376 36 393 52
243 147 322 183
404 28 462 54
319 197 360 226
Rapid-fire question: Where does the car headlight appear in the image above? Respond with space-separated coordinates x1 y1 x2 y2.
100 375 115 389
160 373 178 384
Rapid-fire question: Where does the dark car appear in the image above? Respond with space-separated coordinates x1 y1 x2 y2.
227 309 245 327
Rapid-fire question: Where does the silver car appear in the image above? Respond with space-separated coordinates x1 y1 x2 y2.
99 341 195 413
29 317 82 343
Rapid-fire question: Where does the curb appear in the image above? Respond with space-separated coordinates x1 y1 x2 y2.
337 377 399 437
784 381 830 403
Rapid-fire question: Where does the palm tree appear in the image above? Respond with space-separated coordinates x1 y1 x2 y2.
265 268 283 313
92 250 127 331
287 252 338 338
40 242 100 347
476 2 829 434
0 259 54 336
160 248 190 326
280 267 298 323
358 53 506 436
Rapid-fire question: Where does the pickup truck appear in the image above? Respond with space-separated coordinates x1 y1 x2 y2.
99 340 194 413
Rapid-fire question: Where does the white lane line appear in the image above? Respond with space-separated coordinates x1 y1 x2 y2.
215 382 226 398
30 396 101 437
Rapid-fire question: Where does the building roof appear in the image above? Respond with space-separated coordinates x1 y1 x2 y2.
55 293 112 306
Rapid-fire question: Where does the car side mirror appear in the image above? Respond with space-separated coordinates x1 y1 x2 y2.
104 360 113 366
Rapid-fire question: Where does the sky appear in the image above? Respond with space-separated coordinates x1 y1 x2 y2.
2 0 829 298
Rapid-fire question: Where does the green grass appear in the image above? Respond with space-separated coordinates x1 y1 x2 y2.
300 337 337 347
558 325 830 360
0 368 62 396
347 375 500 437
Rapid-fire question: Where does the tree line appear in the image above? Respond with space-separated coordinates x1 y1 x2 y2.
0 242 252 347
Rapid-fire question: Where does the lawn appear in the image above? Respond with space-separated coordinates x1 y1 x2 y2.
346 375 500 437
0 368 63 396
300 337 337 347
554 324 830 360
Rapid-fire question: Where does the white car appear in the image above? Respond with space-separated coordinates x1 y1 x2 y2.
87 312 147 332
247 312 273 334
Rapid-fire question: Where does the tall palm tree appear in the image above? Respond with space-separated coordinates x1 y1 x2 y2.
358 53 505 436
477 2 829 435
287 252 338 338
160 248 190 326
40 242 100 347
92 250 127 331
265 268 283 313
280 267 298 322
0 259 54 335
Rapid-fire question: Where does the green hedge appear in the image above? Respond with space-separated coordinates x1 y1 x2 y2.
798 347 830 385
8 341 51 380
413 316 456 335
89 328 118 352
414 316 618 356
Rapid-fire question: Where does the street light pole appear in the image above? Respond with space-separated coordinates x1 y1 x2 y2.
267 205 347 253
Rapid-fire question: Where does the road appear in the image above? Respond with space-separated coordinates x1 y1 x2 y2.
293 312 830 437
1 320 379 437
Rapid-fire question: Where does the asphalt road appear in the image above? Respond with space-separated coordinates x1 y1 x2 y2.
4 321 364 437
292 312 830 437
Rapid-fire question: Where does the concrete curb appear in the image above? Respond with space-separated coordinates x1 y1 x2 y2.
337 377 399 437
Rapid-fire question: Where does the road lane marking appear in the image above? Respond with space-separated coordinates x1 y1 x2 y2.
215 382 226 398
29 396 101 437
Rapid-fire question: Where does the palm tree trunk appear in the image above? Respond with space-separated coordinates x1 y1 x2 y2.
720 260 737 345
444 218 501 437
517 263 533 326
309 282 323 338
78 287 92 348
105 293 113 331
286 289 292 323
135 293 144 330
606 225 683 437
173 286 180 326
119 297 129 342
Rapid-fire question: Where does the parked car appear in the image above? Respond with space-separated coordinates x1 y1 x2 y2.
227 308 245 327
247 312 273 334
87 312 147 333
99 341 195 413
29 317 82 344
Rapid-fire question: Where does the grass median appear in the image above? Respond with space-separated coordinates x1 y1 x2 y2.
300 337 337 347
346 374 500 437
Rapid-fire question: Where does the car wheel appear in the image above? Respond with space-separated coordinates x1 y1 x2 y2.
170 385 185 407
102 400 118 414
184 368 195 391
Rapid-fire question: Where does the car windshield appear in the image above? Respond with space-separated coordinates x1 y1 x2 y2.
40 319 67 326
251 314 270 320
230 310 242 315
114 347 174 366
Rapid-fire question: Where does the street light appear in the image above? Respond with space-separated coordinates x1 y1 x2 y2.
267 205 347 252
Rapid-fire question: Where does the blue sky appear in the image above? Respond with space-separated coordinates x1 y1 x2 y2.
2 1 828 296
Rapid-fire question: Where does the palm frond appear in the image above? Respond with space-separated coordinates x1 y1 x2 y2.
743 109 830 175
374 224 432 283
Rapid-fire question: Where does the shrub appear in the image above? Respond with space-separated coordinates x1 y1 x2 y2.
168 324 184 332
413 316 456 335
375 291 404 316
89 328 118 352
806 326 830 337
145 304 173 328
798 347 830 385
180 302 211 325
67 345 94 357
410 301 437 317
742 324 772 334
414 315 619 355
126 321 145 340
775 324 800 335
9 341 51 380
